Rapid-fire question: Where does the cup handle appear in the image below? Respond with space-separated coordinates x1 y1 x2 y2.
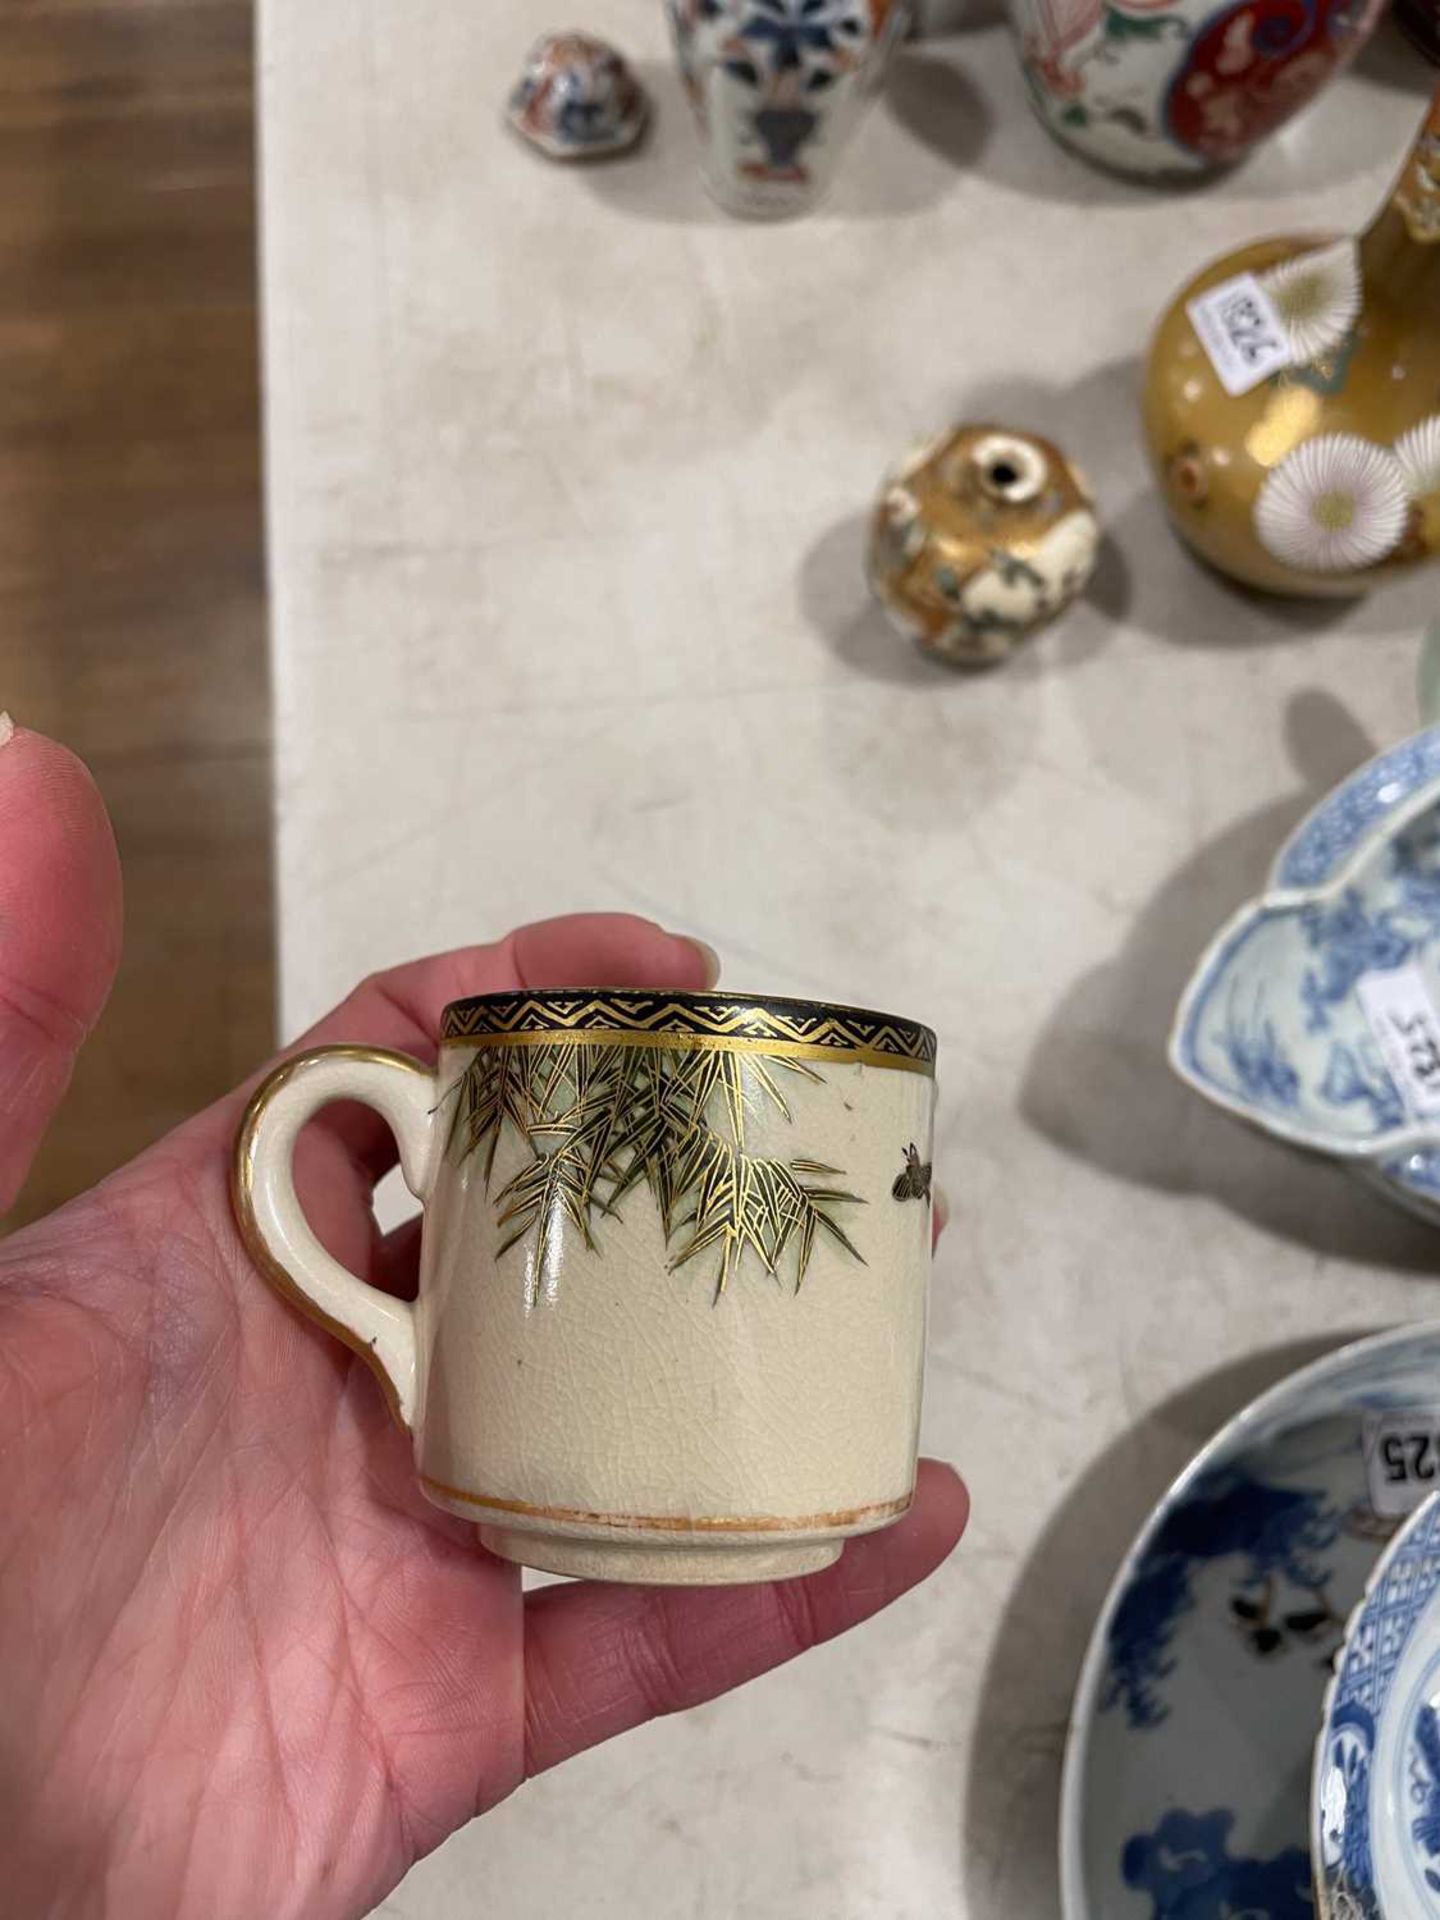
232 1045 439 1431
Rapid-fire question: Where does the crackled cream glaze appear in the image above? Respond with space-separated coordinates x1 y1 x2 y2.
235 992 937 1585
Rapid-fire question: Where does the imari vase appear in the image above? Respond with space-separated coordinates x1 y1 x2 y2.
665 0 911 217
1009 0 1383 179
1142 85 1440 597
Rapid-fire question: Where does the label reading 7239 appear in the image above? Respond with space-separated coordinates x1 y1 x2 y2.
1185 271 1291 397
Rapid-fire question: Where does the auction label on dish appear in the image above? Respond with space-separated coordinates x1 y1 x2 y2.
1356 964 1440 1121
1186 272 1291 396
1365 1411 1440 1518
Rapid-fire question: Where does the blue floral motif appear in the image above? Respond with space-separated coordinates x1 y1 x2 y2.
1321 1041 1407 1131
1299 889 1412 1033
1394 814 1440 919
1273 730 1440 891
736 0 868 70
1219 988 1300 1112
1104 1557 1193 1727
1122 1808 1313 1919
1101 1469 1343 1728
1179 746 1440 1224
1382 1145 1440 1197
1318 1702 1376 1913
1299 827 1440 1035
1319 1497 1440 1919
1412 1704 1440 1878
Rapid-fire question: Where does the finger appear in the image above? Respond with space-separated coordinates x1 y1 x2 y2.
298 913 718 1184
932 1181 949 1248
211 915 719 1276
0 724 123 1209
310 912 718 1057
203 913 717 1158
370 1211 423 1299
521 1458 969 1777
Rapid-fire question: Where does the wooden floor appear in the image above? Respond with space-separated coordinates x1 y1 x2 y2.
1 0 272 1223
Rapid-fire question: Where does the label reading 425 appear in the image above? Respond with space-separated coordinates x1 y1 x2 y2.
1364 1411 1440 1518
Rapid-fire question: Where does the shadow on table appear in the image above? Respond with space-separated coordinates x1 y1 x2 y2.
956 365 1438 655
802 352 1435 682
799 358 1140 684
913 0 1009 37
800 512 939 687
941 358 1141 642
888 37 1218 210
958 1330 1373 1916
583 55 988 226
912 13 1428 212
880 45 994 177
1353 14 1440 96
1020 686 1440 1274
1107 490 1440 650
942 368 1431 666
799 506 1124 685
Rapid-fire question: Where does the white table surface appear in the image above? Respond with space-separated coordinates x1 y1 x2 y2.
259 6 1440 1913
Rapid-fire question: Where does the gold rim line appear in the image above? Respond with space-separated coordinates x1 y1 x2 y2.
421 1477 915 1533
231 1045 431 1436
437 1028 935 1076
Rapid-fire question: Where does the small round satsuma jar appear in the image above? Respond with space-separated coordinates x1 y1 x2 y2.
665 0 911 217
866 424 1101 665
1008 0 1385 180
1142 86 1440 597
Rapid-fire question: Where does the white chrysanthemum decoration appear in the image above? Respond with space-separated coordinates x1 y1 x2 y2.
1254 433 1410 573
1257 240 1362 365
1396 413 1440 501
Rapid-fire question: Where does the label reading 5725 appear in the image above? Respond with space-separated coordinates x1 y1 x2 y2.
1364 1411 1440 1518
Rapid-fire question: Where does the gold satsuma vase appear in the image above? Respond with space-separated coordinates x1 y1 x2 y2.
1143 85 1440 598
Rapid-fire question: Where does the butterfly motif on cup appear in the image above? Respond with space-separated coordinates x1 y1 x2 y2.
892 1143 932 1204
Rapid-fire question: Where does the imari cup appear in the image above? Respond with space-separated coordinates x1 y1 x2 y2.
234 989 938 1586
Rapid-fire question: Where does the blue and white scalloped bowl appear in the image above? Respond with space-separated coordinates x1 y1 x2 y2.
1315 1491 1440 1919
1170 726 1440 1222
1061 1324 1440 1920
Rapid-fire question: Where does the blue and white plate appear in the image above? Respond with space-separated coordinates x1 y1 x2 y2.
1170 726 1440 1223
1315 1492 1440 1919
1062 1325 1440 1920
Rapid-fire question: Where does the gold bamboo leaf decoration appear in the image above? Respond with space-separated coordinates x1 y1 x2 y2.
444 1042 865 1302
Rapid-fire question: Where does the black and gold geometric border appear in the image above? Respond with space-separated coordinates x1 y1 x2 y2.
439 990 937 1077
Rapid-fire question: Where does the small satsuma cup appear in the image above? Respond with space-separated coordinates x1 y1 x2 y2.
234 988 938 1585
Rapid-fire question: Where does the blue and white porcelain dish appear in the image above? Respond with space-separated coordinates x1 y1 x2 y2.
1315 1492 1440 1920
1170 726 1440 1222
1061 1323 1440 1920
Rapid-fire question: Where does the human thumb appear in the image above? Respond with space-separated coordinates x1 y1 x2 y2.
0 722 123 1210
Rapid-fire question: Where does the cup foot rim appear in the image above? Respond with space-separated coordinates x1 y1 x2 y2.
478 1526 844 1586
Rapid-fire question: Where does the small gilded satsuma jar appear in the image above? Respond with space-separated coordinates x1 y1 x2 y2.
506 32 649 161
1143 87 1440 597
665 0 911 218
866 425 1101 666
